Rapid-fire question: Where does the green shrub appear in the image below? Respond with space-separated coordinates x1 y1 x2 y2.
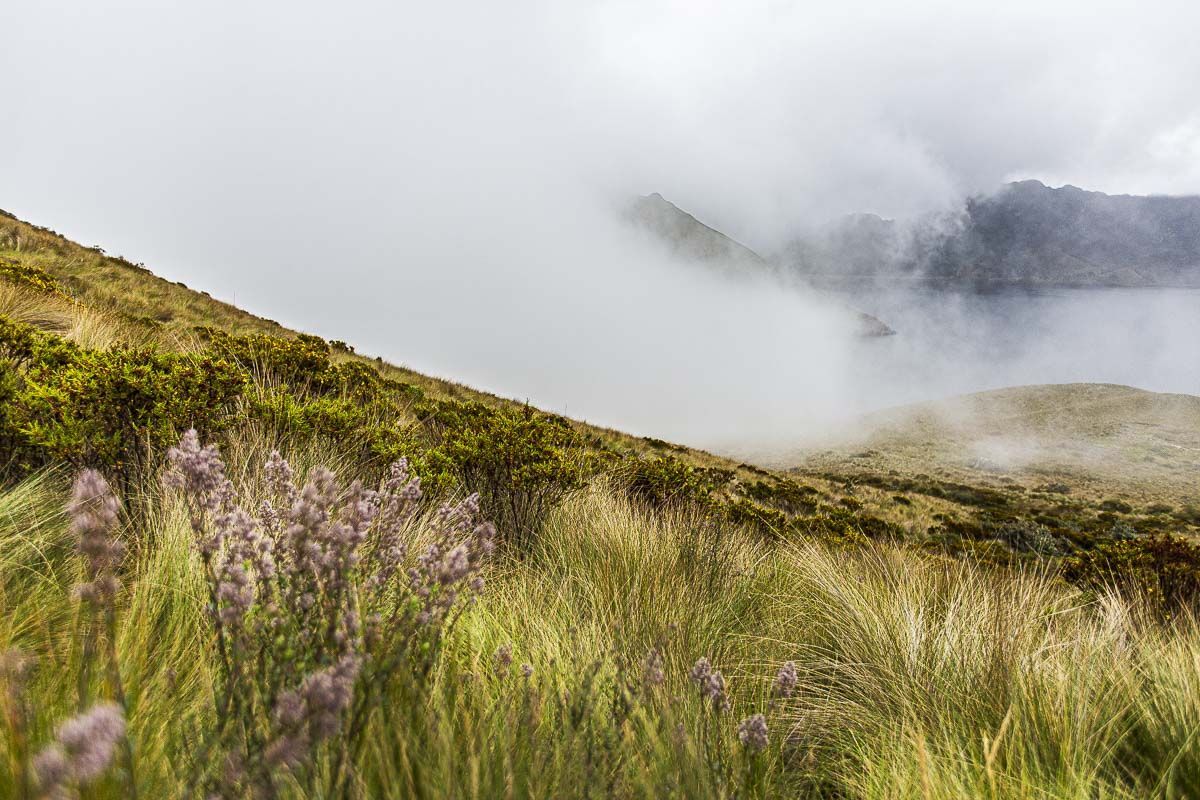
1062 535 1200 617
1100 498 1134 514
197 327 337 392
743 478 820 514
1 318 435 490
0 315 41 365
416 400 585 549
0 259 73 299
802 506 904 542
726 498 788 537
332 360 424 404
990 518 1066 556
246 388 411 467
619 455 716 511
2 316 246 485
0 359 19 472
198 328 423 407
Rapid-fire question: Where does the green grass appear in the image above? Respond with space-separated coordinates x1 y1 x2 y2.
2 459 1200 798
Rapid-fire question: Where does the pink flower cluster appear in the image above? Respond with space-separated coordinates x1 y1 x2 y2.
68 469 125 604
33 702 126 795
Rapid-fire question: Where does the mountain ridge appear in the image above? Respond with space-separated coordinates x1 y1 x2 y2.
624 192 770 271
783 180 1200 288
624 193 896 336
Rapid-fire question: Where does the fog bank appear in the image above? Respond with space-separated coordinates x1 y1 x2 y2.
4 0 1200 452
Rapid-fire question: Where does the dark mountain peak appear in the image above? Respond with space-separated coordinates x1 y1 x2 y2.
624 193 894 336
788 181 1200 288
624 192 767 268
1005 178 1048 192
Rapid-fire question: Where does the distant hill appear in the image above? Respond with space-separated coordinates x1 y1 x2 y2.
624 193 895 335
783 181 1200 288
624 193 770 273
779 383 1200 506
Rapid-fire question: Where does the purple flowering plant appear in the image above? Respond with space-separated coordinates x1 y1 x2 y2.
165 430 495 798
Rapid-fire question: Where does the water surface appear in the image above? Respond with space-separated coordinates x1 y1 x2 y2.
838 286 1200 413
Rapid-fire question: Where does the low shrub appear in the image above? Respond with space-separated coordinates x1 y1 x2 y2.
1062 534 1200 617
197 328 337 393
619 455 717 512
802 506 904 542
0 259 73 299
743 478 820 514
726 498 788 537
245 389 412 468
416 400 586 549
979 517 1068 556
2 317 246 485
1101 498 1134 514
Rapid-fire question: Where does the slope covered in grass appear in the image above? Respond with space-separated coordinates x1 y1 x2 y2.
785 383 1200 507
2 460 1200 797
1 207 1200 798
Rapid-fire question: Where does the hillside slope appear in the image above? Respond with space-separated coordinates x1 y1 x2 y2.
0 206 909 540
1 208 1194 549
625 193 769 271
783 383 1200 508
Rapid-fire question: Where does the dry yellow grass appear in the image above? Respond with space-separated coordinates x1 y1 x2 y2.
783 383 1200 508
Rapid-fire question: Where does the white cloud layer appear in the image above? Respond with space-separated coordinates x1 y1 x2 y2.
4 0 1199 451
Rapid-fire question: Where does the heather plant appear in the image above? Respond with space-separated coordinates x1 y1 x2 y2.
164 430 495 798
0 469 139 798
32 702 127 798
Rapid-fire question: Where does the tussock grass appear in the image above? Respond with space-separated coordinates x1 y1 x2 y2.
0 283 73 335
1 448 1198 798
0 280 166 352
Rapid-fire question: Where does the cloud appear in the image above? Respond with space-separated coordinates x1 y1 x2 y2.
2 0 1198 453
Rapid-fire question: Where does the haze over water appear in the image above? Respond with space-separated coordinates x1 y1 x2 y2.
844 285 1200 404
708 285 1200 454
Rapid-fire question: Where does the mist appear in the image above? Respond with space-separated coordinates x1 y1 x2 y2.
4 0 1200 455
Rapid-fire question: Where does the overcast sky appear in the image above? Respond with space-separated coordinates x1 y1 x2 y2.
4 0 1199 447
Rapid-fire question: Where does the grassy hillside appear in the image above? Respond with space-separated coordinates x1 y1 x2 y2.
0 208 777 474
785 383 1200 505
2 208 1200 798
0 203 1195 578
0 207 961 543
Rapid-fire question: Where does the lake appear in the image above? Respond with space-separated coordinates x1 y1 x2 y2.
836 285 1200 413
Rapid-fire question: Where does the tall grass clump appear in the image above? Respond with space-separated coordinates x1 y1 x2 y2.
760 542 1200 798
1 435 1200 798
